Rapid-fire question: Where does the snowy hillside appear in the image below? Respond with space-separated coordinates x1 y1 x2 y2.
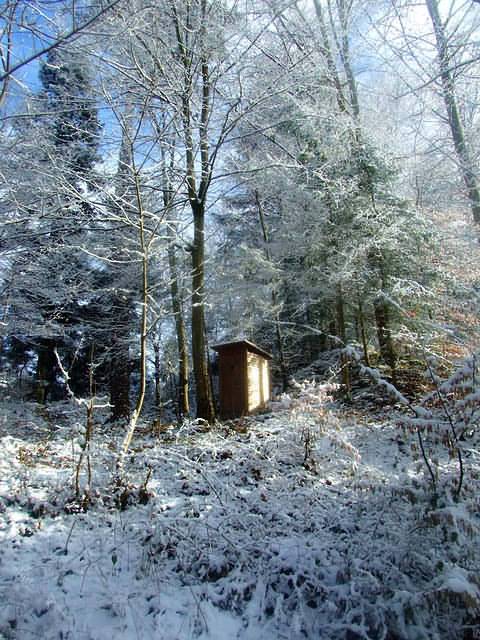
1 382 479 640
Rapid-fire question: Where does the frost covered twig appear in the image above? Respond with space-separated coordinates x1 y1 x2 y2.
357 346 480 500
54 347 109 504
356 359 438 493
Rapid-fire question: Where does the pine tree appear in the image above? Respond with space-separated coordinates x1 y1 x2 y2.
39 49 100 178
1 46 102 401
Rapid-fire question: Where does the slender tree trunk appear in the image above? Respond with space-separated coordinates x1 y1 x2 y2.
204 326 217 414
357 298 370 366
167 226 190 416
369 250 397 382
117 165 149 465
35 338 56 403
170 0 215 422
335 285 351 394
157 126 190 418
110 313 131 421
75 345 95 504
328 319 337 350
374 295 397 384
255 190 289 390
313 0 348 113
157 125 190 417
109 111 134 422
426 0 480 224
334 0 360 119
153 336 161 411
191 202 215 422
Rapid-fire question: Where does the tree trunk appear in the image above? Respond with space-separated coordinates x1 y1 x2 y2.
109 306 131 421
426 0 480 224
357 299 370 366
369 249 397 383
374 295 397 384
35 338 56 403
153 337 161 411
255 190 289 390
167 228 190 416
159 127 190 418
313 0 348 113
109 108 134 422
334 0 360 119
191 203 215 422
170 0 215 423
117 163 150 467
335 285 351 395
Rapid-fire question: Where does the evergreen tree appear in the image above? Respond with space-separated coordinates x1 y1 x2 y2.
1 45 102 400
39 48 101 178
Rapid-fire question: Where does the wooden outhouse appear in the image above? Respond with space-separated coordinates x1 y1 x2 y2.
212 339 272 419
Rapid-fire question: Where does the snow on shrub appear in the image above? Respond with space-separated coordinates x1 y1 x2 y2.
1 378 480 639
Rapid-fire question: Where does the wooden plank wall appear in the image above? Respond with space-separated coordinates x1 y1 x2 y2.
218 346 247 418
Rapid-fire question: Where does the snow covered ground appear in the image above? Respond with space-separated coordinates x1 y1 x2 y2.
0 382 479 639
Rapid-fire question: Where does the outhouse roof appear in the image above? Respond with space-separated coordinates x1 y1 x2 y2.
211 339 272 360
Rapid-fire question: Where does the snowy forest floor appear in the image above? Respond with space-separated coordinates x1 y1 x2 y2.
1 382 480 640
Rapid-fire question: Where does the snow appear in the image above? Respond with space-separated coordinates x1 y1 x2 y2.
443 566 479 600
0 387 479 639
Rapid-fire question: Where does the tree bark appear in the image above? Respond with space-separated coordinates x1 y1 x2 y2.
170 0 216 422
313 0 348 113
334 0 360 119
109 110 134 421
255 190 289 390
426 0 480 224
35 338 57 403
117 160 150 467
357 298 370 366
191 202 215 422
163 168 190 417
153 335 161 411
335 285 351 394
109 319 131 421
374 295 397 384
167 237 190 416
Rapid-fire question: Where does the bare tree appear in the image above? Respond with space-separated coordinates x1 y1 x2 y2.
425 0 480 225
0 0 122 106
118 0 296 421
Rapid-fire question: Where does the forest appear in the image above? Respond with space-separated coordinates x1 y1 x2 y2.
1 0 480 638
